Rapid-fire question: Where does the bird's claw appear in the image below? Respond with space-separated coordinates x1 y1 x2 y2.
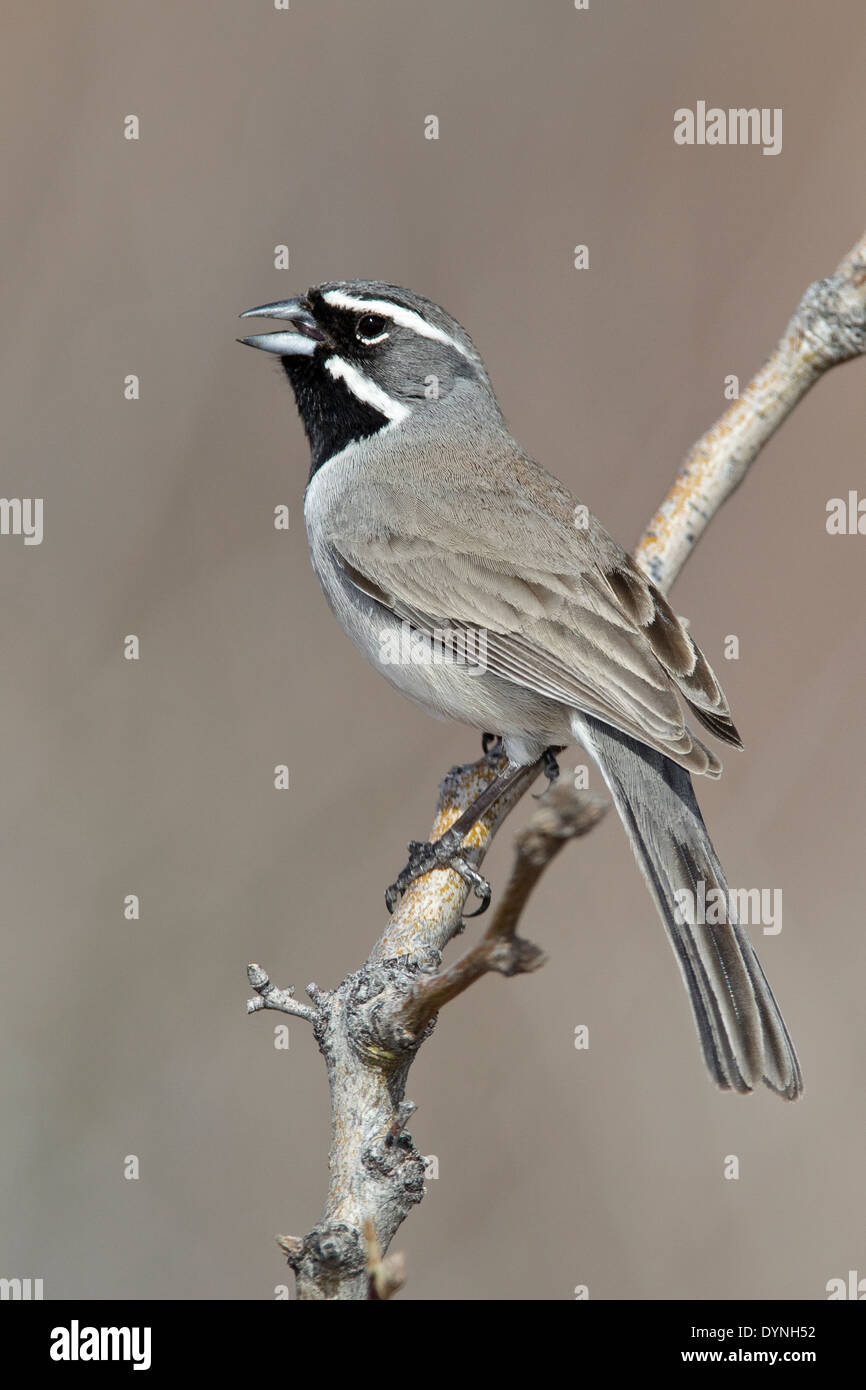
453 857 492 916
385 837 491 916
533 746 562 799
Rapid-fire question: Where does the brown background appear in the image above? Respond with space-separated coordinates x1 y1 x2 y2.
1 0 864 1301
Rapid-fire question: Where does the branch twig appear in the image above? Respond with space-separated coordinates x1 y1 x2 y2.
246 963 319 1024
398 784 609 1037
363 1219 406 1301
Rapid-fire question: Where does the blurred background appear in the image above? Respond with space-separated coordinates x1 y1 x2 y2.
1 0 864 1301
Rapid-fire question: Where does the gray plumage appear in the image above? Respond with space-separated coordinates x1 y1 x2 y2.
240 280 802 1099
576 715 800 1097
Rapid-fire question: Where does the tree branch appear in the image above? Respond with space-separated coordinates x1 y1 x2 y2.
634 230 866 595
397 783 609 1038
248 229 866 1299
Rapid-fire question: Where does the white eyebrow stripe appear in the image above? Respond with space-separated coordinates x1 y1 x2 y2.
321 290 474 361
324 355 411 423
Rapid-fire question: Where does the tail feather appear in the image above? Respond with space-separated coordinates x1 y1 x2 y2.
574 713 802 1099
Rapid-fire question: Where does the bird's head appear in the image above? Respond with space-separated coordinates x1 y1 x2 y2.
239 281 497 473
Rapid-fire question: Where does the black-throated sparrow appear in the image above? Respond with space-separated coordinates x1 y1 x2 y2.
239 281 801 1100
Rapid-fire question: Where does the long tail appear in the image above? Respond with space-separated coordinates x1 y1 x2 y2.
574 713 802 1099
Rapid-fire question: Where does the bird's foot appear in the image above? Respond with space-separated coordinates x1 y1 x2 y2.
385 830 492 917
481 732 503 763
542 747 561 783
533 746 562 798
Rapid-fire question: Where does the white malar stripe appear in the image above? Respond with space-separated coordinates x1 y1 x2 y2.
324 355 411 423
321 290 474 361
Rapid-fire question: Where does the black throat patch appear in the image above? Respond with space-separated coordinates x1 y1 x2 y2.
281 355 392 481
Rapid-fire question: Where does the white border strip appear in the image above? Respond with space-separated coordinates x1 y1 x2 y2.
324 355 411 423
322 290 474 361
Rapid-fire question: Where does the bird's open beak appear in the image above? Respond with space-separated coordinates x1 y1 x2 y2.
238 298 326 356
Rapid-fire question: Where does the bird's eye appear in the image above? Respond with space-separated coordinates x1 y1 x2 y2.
356 313 389 344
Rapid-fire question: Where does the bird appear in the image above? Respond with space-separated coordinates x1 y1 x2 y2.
239 280 802 1100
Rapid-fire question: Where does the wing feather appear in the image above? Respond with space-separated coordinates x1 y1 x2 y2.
323 459 740 774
